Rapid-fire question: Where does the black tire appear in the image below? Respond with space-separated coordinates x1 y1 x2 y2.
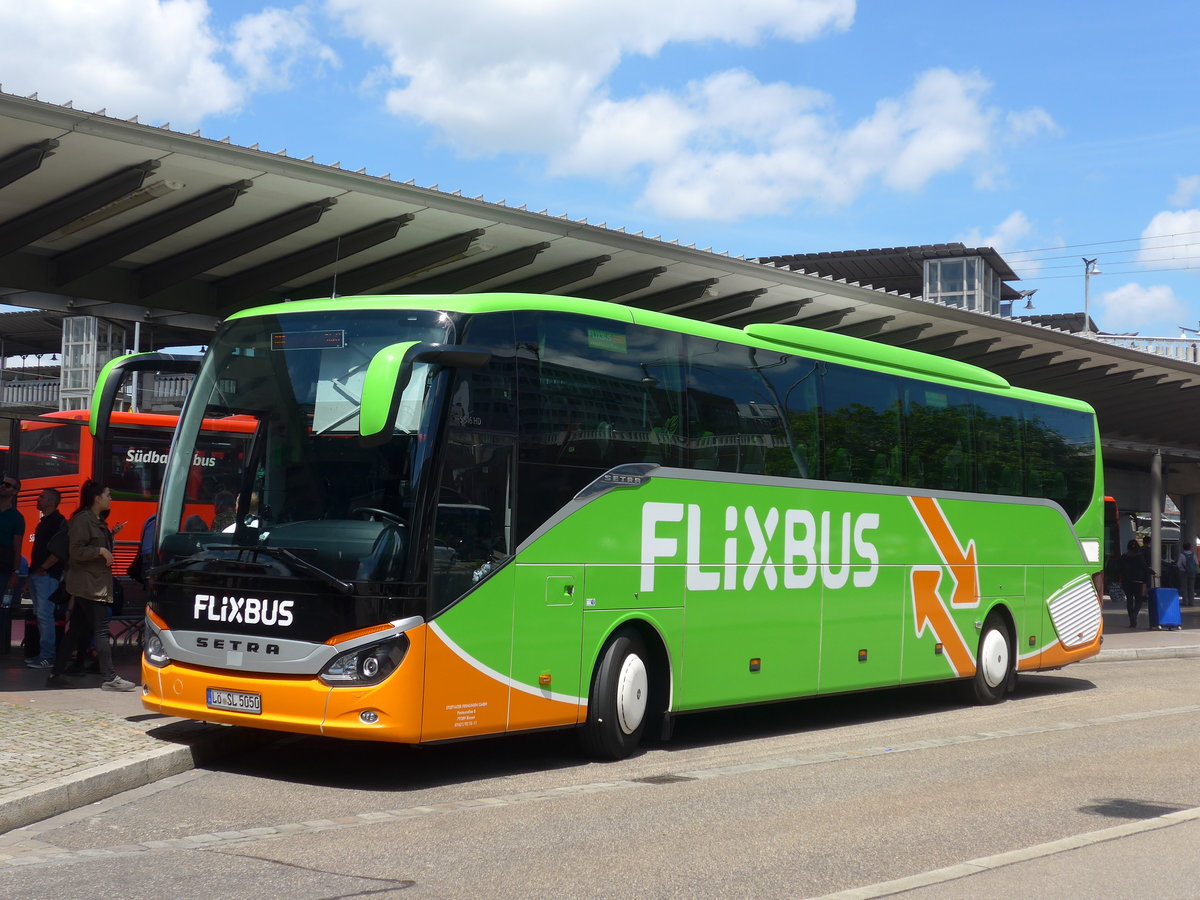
971 613 1013 705
580 629 651 760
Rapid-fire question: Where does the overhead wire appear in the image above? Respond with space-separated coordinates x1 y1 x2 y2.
1004 228 1200 260
999 229 1200 281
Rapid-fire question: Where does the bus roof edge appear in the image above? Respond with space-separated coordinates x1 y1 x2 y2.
742 323 1011 389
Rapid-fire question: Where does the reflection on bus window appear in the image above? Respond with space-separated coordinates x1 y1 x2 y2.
19 421 80 479
105 426 250 504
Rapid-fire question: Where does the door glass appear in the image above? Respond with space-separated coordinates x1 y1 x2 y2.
431 430 515 613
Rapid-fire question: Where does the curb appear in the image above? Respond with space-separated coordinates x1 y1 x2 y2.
1 721 277 835
1087 645 1200 663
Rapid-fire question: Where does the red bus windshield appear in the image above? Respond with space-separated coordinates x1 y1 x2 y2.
13 410 254 577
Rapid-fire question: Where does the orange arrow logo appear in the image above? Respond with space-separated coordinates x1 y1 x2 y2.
910 496 979 608
909 497 982 677
911 567 976 676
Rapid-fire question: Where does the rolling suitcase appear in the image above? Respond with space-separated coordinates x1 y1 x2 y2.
1150 586 1182 630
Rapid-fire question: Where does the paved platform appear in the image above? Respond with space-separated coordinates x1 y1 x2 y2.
2 599 1198 835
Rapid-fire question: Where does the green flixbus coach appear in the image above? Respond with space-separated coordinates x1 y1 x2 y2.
138 293 1104 759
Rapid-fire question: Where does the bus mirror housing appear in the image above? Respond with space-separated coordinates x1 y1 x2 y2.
360 342 490 442
90 352 204 437
90 351 204 484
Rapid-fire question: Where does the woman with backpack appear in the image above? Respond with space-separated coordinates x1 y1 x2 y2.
47 480 136 691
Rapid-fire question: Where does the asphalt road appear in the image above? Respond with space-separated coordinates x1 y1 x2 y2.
4 658 1199 899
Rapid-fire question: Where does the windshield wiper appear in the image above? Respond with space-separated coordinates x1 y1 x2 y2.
212 544 355 595
153 544 354 595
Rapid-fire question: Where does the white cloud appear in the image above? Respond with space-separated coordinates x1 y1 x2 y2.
959 211 1034 254
326 0 855 154
555 91 702 179
872 68 995 191
1170 175 1200 208
0 0 1056 225
1092 283 1189 335
230 6 339 91
567 67 1013 219
0 0 242 127
1004 107 1058 144
326 0 1048 220
1138 210 1200 268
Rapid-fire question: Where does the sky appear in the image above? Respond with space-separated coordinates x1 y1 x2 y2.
4 0 1200 337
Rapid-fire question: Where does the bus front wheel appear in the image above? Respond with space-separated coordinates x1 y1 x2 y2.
971 613 1013 705
581 629 651 760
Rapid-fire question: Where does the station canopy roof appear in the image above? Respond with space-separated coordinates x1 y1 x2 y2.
3 91 1200 470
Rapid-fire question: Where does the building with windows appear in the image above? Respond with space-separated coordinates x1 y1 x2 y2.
755 244 1019 316
0 308 206 416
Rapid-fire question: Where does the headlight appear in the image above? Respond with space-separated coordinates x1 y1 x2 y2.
319 634 410 686
144 632 171 668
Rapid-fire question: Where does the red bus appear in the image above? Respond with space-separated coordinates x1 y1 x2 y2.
11 410 252 578
3 354 254 583
1103 495 1120 595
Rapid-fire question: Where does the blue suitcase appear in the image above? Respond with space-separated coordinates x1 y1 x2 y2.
1151 587 1182 630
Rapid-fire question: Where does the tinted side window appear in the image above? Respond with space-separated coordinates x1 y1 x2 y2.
450 312 517 434
686 339 799 476
973 394 1024 496
747 347 821 479
515 312 685 470
904 382 974 491
513 312 684 544
822 364 901 485
1024 406 1095 520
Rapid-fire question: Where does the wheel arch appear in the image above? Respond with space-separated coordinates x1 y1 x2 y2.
981 600 1017 652
586 614 674 716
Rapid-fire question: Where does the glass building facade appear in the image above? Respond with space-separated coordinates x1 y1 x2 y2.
923 256 1003 315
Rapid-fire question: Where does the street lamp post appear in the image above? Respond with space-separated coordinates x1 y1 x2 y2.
1082 257 1101 334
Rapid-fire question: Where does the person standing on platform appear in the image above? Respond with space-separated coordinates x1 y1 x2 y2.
1140 536 1160 629
1119 539 1149 628
0 475 26 650
47 481 136 691
25 488 66 669
1178 541 1198 608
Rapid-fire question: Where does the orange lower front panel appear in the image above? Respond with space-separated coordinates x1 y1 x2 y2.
141 654 426 744
1018 625 1104 672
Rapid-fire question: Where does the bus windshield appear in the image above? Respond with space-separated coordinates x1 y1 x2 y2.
156 309 455 585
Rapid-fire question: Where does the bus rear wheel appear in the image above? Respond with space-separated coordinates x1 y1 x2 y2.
581 629 651 760
971 613 1013 705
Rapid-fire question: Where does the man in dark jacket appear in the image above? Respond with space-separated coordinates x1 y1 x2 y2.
25 488 66 669
1119 539 1148 628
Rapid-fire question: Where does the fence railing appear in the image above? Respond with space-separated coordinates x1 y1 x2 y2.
1 373 193 411
1095 334 1200 363
0 378 59 407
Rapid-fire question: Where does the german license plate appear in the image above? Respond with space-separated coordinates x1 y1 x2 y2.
206 688 262 715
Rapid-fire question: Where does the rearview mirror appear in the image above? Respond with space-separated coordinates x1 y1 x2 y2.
359 342 490 441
